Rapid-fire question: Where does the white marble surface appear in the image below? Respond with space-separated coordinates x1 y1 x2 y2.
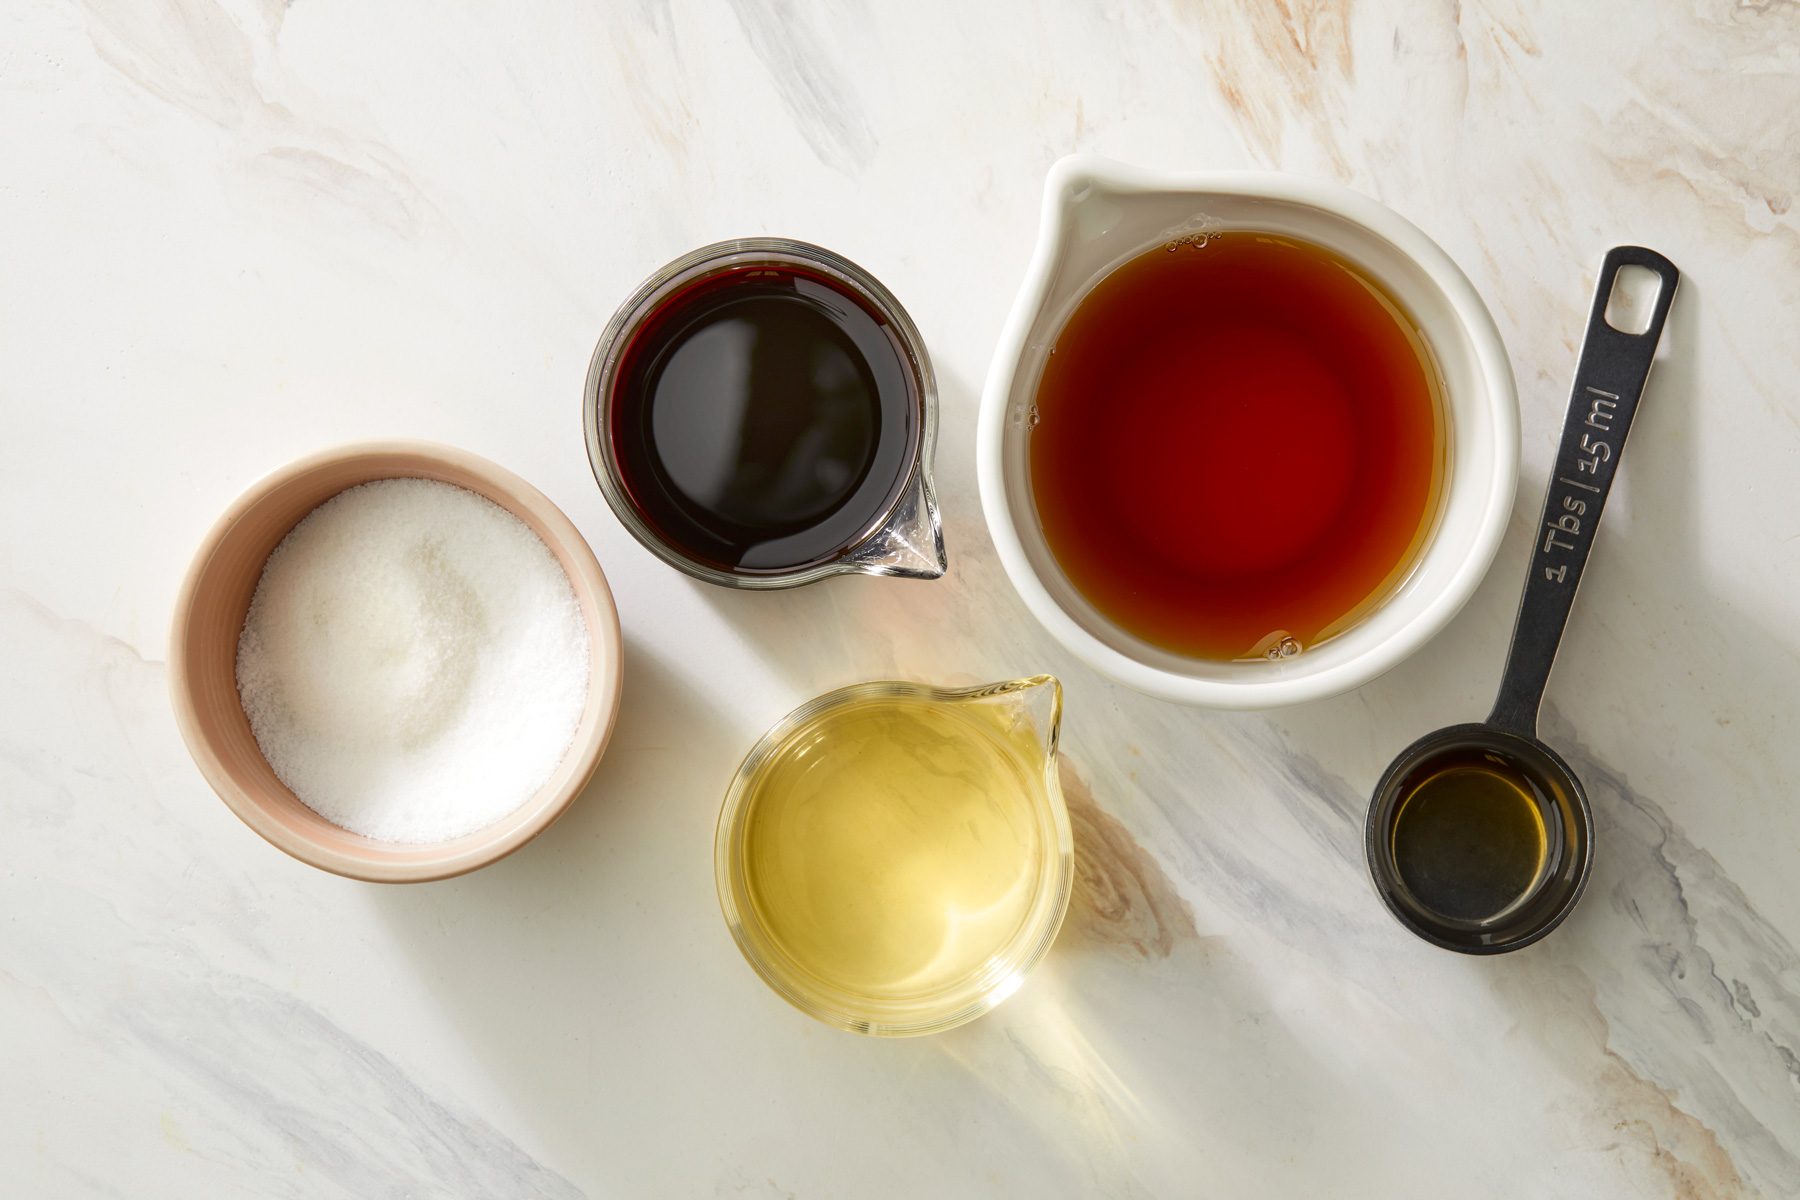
3 1 1798 1195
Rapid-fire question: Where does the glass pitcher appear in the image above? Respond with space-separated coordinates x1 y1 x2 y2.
584 238 946 589
716 676 1071 1036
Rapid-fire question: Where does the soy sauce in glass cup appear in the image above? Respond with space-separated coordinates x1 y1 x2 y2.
585 239 946 589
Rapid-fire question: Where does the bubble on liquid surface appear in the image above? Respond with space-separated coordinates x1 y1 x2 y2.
1163 231 1222 253
1262 634 1302 661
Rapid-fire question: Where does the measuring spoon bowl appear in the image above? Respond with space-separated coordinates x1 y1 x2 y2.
1366 723 1593 953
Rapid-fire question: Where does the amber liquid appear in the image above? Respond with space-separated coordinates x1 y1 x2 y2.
1030 233 1446 660
1390 747 1551 923
610 264 918 574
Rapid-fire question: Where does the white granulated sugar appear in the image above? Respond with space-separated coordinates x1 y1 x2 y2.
235 478 590 843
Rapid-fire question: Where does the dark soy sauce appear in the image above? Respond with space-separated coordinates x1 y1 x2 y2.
1389 745 1553 923
609 265 919 574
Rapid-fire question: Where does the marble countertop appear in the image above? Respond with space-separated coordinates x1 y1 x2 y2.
4 1 1797 1195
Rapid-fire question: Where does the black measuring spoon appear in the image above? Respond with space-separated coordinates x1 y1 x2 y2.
1365 246 1679 954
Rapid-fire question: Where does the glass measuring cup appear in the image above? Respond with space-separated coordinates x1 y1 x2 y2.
716 677 1072 1035
584 238 946 589
1365 246 1679 953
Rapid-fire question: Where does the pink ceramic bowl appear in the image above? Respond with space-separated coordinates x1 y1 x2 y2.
169 441 624 882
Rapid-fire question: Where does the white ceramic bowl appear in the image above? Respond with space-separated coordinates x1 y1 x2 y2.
977 156 1518 709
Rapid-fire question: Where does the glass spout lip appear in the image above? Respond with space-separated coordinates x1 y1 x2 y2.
959 673 1062 758
714 676 1072 1036
583 236 945 590
833 451 947 581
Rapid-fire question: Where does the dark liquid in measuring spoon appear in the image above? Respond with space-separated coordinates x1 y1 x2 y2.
1390 747 1552 923
1030 233 1445 660
610 265 918 574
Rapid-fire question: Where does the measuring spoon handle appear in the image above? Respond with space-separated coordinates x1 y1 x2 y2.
1488 246 1680 736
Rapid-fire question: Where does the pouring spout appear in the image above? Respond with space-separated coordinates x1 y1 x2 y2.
965 674 1063 763
841 465 947 580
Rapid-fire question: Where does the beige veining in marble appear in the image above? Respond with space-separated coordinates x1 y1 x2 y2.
2 1 1796 1196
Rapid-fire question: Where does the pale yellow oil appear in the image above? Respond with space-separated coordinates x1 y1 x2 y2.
740 694 1050 999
